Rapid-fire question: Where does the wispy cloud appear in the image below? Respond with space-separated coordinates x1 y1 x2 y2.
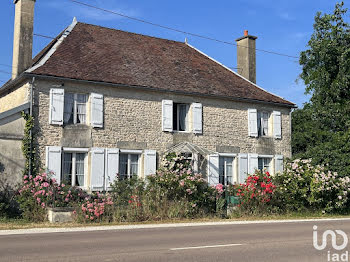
45 0 140 22
278 12 295 21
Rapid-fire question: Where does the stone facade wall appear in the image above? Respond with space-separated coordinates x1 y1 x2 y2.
33 80 292 166
0 83 29 113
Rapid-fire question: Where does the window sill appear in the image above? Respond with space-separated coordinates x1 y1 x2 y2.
63 124 91 130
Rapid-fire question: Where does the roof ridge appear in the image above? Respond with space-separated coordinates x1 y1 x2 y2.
77 21 186 45
27 18 78 73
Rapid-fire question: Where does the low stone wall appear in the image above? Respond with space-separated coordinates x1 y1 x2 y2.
47 207 75 223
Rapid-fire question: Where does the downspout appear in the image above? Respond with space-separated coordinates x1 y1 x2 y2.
28 76 35 176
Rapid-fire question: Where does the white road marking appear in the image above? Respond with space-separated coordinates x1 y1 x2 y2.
170 243 243 251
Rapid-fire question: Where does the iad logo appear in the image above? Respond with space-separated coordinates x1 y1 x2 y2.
313 225 349 261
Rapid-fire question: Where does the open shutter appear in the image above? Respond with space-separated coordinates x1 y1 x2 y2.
208 154 219 185
248 108 258 137
45 146 62 184
105 148 119 190
192 103 203 134
248 153 258 175
144 150 157 177
162 100 173 132
91 93 104 128
238 153 248 184
90 148 105 191
274 155 284 174
273 111 282 139
49 88 64 125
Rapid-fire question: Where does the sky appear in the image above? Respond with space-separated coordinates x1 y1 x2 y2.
0 0 347 107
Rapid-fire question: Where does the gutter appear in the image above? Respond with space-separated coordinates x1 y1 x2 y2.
24 73 297 108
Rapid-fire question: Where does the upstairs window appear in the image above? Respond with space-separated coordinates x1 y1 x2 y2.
257 112 269 137
173 103 190 131
62 152 86 187
64 93 88 125
119 153 140 180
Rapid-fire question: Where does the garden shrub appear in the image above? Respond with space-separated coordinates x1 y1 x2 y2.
273 159 350 213
0 177 20 218
17 173 87 221
233 170 277 215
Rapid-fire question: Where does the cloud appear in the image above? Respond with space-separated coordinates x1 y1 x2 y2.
278 12 295 21
45 0 140 22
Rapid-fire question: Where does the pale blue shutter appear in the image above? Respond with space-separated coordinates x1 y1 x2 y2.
248 153 258 175
248 108 258 137
105 148 119 190
238 153 248 183
45 146 62 184
49 88 64 125
90 148 105 191
162 100 173 132
144 150 157 177
91 93 104 128
273 111 282 139
192 103 203 134
274 155 284 174
208 154 219 185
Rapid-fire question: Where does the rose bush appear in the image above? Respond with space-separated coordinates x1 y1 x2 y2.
273 159 350 213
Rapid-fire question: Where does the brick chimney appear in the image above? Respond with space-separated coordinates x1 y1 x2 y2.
12 0 36 79
235 30 257 84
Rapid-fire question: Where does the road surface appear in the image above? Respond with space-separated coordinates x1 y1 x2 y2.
0 219 349 262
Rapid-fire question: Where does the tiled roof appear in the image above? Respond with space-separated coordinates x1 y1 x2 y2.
30 22 294 107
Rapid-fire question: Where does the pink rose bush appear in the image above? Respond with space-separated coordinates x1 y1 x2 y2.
273 159 350 213
76 193 113 222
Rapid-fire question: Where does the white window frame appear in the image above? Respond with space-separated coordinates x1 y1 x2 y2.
219 154 236 185
174 103 190 132
258 156 272 173
258 111 270 137
62 149 88 188
64 93 88 125
119 152 141 179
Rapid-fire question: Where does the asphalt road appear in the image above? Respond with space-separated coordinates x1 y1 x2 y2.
1 220 349 262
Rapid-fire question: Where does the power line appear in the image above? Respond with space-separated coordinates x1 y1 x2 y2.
69 0 299 59
34 33 55 40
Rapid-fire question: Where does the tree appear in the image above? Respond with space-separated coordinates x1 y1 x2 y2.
292 2 350 176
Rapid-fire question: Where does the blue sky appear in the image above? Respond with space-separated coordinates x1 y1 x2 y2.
0 0 347 107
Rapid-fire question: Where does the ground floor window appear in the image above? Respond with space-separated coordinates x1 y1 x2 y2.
258 157 272 173
219 156 234 185
62 152 86 186
119 153 140 180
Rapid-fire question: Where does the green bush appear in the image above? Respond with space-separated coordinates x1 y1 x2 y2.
0 177 20 219
273 159 350 213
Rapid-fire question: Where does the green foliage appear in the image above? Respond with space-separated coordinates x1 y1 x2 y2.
0 177 20 219
272 159 350 213
21 112 38 176
293 2 350 175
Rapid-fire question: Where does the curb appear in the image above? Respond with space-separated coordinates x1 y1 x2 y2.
1 217 350 236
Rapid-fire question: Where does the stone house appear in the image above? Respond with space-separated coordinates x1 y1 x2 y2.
0 0 295 190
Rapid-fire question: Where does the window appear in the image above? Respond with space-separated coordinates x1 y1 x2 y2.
258 157 271 173
219 156 234 185
173 103 190 131
64 93 88 125
62 152 86 187
119 153 140 180
257 112 269 136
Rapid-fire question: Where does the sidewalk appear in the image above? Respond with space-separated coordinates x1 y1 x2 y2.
1 217 350 236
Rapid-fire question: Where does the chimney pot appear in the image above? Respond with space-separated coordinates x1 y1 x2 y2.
244 30 248 36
